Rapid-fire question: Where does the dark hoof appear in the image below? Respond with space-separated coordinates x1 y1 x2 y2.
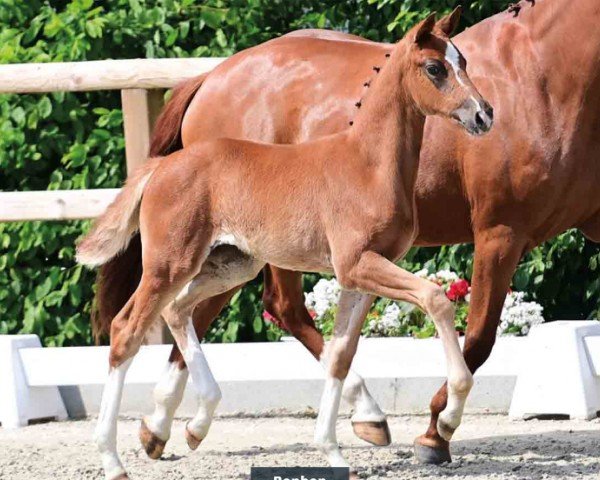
111 474 129 480
351 420 392 446
185 423 203 450
413 438 451 464
139 418 166 460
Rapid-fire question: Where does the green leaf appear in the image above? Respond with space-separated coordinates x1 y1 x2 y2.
38 96 52 118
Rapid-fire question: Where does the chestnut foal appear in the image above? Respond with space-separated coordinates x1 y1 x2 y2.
78 12 492 479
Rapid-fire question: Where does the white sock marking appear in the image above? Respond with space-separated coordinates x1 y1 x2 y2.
146 362 189 441
182 317 222 440
315 376 349 468
95 358 132 480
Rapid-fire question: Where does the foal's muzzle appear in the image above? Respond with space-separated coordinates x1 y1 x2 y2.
452 98 494 136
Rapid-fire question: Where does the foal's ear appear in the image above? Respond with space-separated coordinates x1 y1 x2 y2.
435 6 462 37
409 12 437 44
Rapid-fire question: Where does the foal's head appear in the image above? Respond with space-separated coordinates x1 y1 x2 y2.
402 8 493 135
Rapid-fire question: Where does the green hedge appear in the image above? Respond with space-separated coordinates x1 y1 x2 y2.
0 0 597 346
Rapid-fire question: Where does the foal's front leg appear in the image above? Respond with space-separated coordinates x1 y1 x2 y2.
338 252 473 444
314 290 375 474
264 266 390 446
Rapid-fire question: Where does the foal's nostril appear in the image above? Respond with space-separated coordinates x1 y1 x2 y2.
475 112 486 128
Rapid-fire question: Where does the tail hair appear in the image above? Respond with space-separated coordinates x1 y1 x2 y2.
76 160 158 267
89 74 206 343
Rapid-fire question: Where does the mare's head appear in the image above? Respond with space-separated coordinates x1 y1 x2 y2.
401 8 493 135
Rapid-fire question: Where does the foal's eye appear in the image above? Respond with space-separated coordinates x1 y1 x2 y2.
427 65 441 76
424 61 447 79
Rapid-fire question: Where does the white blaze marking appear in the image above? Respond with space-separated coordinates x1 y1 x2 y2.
445 40 483 113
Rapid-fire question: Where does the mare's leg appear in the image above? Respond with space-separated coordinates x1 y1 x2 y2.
337 251 473 453
314 289 375 474
414 226 525 463
264 265 390 446
140 288 239 458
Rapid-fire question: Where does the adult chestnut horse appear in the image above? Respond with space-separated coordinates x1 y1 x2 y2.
80 12 491 479
95 0 600 465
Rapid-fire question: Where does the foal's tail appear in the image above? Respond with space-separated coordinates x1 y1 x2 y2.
76 159 159 267
88 73 207 343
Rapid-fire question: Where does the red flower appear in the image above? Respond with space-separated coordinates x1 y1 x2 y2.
263 310 287 331
446 279 470 301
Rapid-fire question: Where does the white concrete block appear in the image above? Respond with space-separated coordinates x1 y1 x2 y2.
0 335 67 428
509 321 600 420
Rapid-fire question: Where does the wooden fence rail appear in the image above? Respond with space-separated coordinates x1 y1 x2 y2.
0 58 225 223
0 57 225 342
0 58 223 93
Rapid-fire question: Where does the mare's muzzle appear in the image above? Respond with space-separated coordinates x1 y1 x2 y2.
452 98 494 136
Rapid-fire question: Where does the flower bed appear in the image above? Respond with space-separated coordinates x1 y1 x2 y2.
301 269 544 338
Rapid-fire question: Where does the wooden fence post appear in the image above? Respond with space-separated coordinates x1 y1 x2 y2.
121 88 168 344
121 88 164 173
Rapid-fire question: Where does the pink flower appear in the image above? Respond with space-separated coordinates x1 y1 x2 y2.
263 310 288 331
447 279 470 301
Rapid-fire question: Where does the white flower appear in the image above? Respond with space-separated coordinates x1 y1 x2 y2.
304 278 340 318
497 291 544 336
415 268 429 279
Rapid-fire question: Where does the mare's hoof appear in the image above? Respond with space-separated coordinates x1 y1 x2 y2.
413 436 451 464
139 418 166 460
111 475 130 480
185 423 203 450
351 420 392 446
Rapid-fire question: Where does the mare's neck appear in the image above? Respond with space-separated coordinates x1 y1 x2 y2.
347 42 425 173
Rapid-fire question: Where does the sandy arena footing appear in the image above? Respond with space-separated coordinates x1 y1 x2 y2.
0 414 598 479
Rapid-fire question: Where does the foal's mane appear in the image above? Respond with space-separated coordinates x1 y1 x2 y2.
348 52 391 127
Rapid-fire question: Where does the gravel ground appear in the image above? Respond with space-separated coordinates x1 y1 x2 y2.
0 414 598 479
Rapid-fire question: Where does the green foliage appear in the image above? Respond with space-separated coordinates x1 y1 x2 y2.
1 0 597 347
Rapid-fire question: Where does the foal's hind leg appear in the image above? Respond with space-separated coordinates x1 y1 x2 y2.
140 290 239 459
159 247 263 448
96 271 191 480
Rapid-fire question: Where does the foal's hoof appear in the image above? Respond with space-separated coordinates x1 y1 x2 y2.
351 420 392 446
349 471 360 480
139 418 166 460
413 436 451 464
112 475 130 480
436 418 457 442
185 423 203 451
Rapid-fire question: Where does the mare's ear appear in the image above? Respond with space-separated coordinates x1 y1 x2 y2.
435 6 462 37
409 12 437 44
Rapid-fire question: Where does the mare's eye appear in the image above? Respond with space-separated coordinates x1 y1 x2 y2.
425 61 447 78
